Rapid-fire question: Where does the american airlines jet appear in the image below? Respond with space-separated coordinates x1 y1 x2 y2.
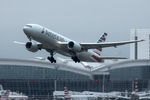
19 24 143 63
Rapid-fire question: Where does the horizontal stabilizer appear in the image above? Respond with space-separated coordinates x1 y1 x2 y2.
99 57 127 59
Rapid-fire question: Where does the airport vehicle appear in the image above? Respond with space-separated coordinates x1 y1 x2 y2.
20 24 143 63
54 87 124 100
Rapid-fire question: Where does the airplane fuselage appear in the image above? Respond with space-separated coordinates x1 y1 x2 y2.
22 24 143 63
23 24 100 62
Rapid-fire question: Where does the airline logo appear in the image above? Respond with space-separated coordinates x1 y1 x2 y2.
97 33 108 43
94 33 108 57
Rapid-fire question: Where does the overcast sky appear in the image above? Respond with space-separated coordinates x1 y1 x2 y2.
0 0 150 59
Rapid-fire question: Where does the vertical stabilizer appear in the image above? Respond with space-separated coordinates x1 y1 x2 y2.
97 33 108 43
64 87 69 95
64 87 71 99
93 33 108 56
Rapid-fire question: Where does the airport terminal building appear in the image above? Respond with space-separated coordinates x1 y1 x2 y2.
0 58 150 99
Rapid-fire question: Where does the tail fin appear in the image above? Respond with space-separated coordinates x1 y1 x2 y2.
64 87 69 96
64 87 71 99
97 33 108 43
93 33 108 56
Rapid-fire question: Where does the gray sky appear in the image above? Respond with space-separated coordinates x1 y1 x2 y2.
0 0 150 59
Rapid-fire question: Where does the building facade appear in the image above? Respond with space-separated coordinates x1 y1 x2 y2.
0 58 150 99
0 58 98 99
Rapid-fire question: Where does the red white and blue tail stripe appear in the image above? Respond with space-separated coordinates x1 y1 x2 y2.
64 87 69 95
97 32 108 43
96 32 108 52
92 33 108 61
64 87 71 99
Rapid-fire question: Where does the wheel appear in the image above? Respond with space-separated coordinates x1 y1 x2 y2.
47 57 51 61
71 56 80 63
78 57 80 62
53 59 56 63
47 56 56 63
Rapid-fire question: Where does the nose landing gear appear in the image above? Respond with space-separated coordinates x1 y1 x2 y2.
71 56 80 63
47 56 56 63
47 50 56 63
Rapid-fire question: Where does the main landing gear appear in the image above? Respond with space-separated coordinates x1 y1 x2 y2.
47 56 56 63
71 56 80 63
47 51 56 63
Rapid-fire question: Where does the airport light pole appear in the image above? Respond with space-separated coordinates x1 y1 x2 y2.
54 65 59 100
132 80 134 92
27 79 31 97
102 74 105 92
54 65 59 91
134 29 138 60
54 79 57 93
99 72 109 93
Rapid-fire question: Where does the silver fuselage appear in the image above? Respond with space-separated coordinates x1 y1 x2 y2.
23 24 101 62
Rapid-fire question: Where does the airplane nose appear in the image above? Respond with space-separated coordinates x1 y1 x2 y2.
23 26 28 33
23 25 32 34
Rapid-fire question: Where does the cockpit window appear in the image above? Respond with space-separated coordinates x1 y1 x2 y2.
26 25 32 28
41 28 45 33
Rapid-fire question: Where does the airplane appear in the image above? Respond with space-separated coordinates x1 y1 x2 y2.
55 87 126 100
64 87 99 100
20 24 143 63
117 91 150 100
54 87 98 100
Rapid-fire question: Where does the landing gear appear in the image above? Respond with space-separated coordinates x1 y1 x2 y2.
71 56 80 63
47 56 56 63
47 50 56 63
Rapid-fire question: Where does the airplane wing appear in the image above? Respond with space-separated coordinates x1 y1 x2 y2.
80 40 144 49
58 40 144 50
117 96 130 99
139 96 150 99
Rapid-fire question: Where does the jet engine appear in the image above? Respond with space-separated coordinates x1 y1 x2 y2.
25 42 39 52
67 41 81 52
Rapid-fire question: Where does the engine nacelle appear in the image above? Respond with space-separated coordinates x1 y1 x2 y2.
67 41 81 52
25 42 39 52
